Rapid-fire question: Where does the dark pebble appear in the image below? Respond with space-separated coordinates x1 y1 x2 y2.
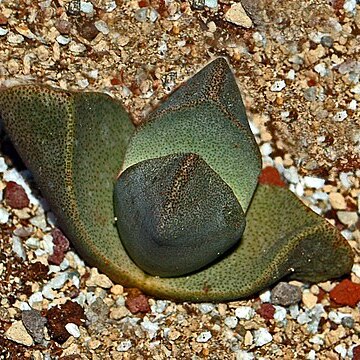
55 19 72 35
271 282 302 306
22 309 47 344
320 35 334 48
341 316 354 328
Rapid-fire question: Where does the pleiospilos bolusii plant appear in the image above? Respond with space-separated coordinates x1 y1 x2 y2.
0 58 354 301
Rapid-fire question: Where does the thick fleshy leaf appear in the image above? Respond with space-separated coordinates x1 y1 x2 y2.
121 58 262 213
0 85 136 283
138 184 354 301
114 153 245 277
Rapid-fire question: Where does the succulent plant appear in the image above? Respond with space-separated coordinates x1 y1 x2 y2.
0 58 354 301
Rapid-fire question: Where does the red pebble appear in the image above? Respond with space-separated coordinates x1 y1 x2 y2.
353 345 360 360
125 288 151 314
258 167 286 188
5 181 30 209
257 303 275 320
329 279 360 307
48 229 70 265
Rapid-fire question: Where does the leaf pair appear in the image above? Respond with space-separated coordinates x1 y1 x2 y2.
0 59 353 301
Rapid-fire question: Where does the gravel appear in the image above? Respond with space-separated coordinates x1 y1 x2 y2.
0 0 359 358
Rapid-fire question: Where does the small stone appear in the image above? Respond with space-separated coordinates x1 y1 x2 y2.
283 166 299 184
109 306 130 320
224 2 252 28
141 319 159 340
0 207 10 224
167 329 181 340
151 300 168 313
273 306 287 323
352 264 360 278
12 236 26 260
117 339 132 351
258 167 286 187
48 228 70 265
30 213 47 230
0 157 7 172
7 33 24 44
329 192 347 210
260 143 273 156
86 268 113 288
95 20 109 35
28 292 43 308
5 320 34 346
85 298 109 324
0 27 8 36
333 110 348 122
353 346 360 360
257 303 275 321
25 237 40 249
271 282 302 306
224 316 238 329
55 19 72 34
80 1 94 13
125 288 150 314
65 323 81 338
270 80 286 92
69 42 87 53
303 176 325 189
351 84 360 94
337 211 358 227
244 331 253 346
135 8 148 22
198 303 215 314
149 8 159 22
286 69 296 80
253 328 272 347
205 0 218 8
320 35 334 48
110 284 124 295
348 99 357 111
341 316 354 328
330 279 360 307
5 181 29 209
339 172 352 189
88 339 101 350
13 226 33 238
235 306 255 320
302 290 318 309
335 344 347 358
192 0 205 10
56 35 71 45
259 290 271 303
343 0 356 13
196 331 212 343
22 310 47 344
314 63 328 77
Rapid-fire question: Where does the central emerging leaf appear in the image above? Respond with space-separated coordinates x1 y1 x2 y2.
114 153 245 277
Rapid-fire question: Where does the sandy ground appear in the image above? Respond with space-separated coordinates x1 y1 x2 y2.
0 0 359 358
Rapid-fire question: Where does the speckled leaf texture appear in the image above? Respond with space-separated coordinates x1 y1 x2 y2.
0 58 354 302
122 58 261 212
